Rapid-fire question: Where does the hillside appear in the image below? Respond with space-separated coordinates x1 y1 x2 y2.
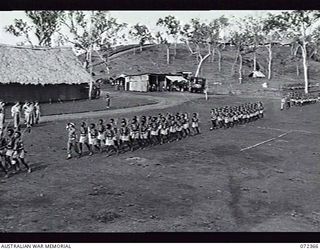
89 43 320 96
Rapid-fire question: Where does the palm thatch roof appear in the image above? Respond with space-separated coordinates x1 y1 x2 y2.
0 43 93 85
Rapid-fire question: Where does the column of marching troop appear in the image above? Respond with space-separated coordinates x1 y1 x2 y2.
0 101 41 177
281 92 320 110
209 102 264 130
65 112 201 159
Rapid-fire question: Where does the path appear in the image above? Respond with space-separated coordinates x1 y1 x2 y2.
40 92 201 122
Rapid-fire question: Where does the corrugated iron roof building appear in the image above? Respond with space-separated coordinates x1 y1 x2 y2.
0 44 93 103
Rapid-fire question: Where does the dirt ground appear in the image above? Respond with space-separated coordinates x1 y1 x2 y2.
0 92 319 232
4 91 157 117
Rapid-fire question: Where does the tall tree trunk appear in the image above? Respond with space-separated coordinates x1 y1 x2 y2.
211 47 215 63
140 44 143 52
166 45 170 64
88 46 93 99
302 41 309 94
253 50 257 71
133 47 136 55
296 62 300 76
174 42 177 59
217 49 222 72
267 44 272 80
239 53 243 84
195 53 211 77
231 49 239 76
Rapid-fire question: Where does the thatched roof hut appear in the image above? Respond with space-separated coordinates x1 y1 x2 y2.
0 44 93 103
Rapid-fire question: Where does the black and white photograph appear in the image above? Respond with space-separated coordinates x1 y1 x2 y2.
0 9 320 236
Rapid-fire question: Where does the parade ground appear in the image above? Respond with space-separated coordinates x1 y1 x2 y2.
0 92 319 232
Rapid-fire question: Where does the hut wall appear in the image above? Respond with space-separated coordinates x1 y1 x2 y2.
0 83 89 103
128 75 149 92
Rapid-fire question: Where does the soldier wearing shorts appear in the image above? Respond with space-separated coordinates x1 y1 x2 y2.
150 117 160 145
66 123 80 159
5 128 15 169
119 119 131 152
191 113 200 135
176 115 183 140
105 124 118 156
78 121 90 156
97 119 106 151
182 113 190 136
129 118 140 151
210 109 217 130
139 118 150 148
0 130 8 177
12 131 31 173
160 117 169 144
88 123 100 155
110 118 119 149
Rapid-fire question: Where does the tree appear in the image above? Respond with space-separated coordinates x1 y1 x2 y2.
155 31 170 64
240 16 265 73
261 13 283 80
207 16 229 72
129 23 153 52
274 11 320 93
59 11 126 67
230 29 249 84
5 11 62 47
59 11 126 98
156 15 181 58
180 18 212 77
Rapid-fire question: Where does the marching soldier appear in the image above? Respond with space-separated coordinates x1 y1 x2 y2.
12 131 32 173
88 123 100 155
0 130 8 177
78 121 90 156
5 128 16 170
191 113 200 135
119 119 131 153
139 118 150 148
66 122 80 159
210 109 217 131
97 119 106 151
110 118 119 150
105 123 118 156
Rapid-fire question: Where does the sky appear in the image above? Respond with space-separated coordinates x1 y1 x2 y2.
0 10 283 46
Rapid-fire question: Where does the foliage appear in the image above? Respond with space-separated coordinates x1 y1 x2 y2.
59 11 127 53
129 23 154 47
5 11 62 46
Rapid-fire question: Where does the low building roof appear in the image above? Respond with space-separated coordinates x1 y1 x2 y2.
0 43 93 85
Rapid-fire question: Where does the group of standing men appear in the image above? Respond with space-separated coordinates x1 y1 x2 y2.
11 101 41 131
66 112 201 159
